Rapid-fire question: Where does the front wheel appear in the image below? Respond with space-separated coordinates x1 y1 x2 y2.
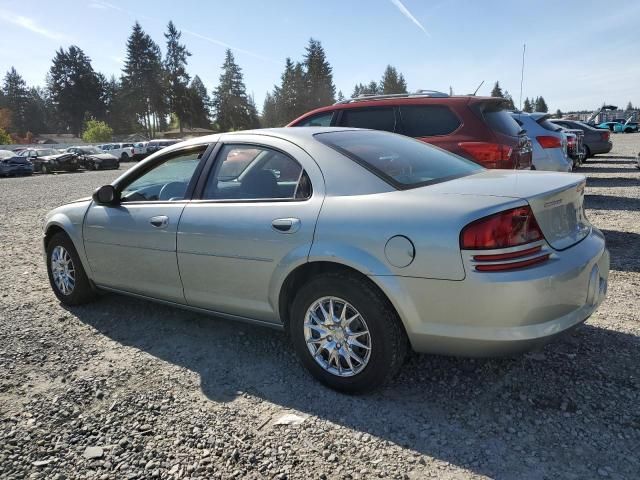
289 273 408 393
46 232 96 305
121 153 129 161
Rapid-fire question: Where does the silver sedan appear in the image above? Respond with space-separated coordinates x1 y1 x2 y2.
43 128 609 392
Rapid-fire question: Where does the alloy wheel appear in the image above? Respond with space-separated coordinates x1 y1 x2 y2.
304 296 372 377
51 245 75 295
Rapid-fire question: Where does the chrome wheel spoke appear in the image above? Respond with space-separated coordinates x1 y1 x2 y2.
304 296 372 378
51 246 75 296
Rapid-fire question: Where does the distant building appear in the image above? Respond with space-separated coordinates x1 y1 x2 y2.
34 133 84 144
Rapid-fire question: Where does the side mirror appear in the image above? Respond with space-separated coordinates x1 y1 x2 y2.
93 185 120 206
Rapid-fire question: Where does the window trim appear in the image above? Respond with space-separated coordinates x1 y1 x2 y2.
397 104 463 138
113 143 214 205
193 141 313 204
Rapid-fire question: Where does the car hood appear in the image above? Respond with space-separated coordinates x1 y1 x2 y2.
87 153 118 160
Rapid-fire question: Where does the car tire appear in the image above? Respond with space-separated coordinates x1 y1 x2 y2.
289 272 408 393
46 232 96 306
583 145 591 162
121 153 129 161
114 162 120 170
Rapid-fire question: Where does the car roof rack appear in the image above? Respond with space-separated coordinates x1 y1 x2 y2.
334 90 450 105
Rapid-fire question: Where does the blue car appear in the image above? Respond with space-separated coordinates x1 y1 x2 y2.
0 149 34 177
597 121 639 133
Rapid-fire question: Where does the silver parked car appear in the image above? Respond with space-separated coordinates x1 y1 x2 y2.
43 128 609 392
511 112 573 172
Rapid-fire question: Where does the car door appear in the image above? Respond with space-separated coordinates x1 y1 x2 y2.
83 144 211 303
177 134 324 323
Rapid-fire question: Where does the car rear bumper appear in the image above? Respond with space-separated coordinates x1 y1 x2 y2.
532 148 572 172
588 141 612 155
373 228 609 356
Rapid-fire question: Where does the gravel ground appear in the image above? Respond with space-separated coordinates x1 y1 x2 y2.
1 135 638 480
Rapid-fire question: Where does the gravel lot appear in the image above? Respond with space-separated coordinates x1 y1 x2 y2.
1 135 638 480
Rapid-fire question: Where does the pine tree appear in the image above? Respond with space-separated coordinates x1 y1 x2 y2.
47 46 105 135
212 49 259 131
366 81 380 95
261 91 279 127
625 101 633 111
187 75 211 129
273 58 307 125
352 83 365 97
535 96 548 113
164 21 191 132
555 109 563 118
523 97 533 113
303 38 335 109
337 90 345 102
490 81 504 98
121 22 167 137
503 90 516 110
2 67 31 134
380 65 407 94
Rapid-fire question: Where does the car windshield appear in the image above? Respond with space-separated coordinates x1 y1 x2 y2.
0 150 14 159
37 149 59 156
315 130 483 189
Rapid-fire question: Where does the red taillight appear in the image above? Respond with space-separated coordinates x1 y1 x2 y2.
601 131 610 142
458 142 513 169
566 136 576 146
460 206 545 250
536 135 562 149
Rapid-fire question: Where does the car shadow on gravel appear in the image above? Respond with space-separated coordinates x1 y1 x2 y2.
587 177 640 188
601 229 640 273
66 295 640 479
579 166 636 174
585 194 640 211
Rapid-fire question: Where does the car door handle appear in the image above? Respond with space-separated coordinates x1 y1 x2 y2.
149 215 169 228
272 218 301 233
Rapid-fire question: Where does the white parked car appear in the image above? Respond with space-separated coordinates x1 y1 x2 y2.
132 142 149 160
511 112 572 172
101 143 135 161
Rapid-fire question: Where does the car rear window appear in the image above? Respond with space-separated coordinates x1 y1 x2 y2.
398 105 461 137
537 118 562 132
340 107 396 132
295 112 333 127
481 104 522 136
315 130 482 189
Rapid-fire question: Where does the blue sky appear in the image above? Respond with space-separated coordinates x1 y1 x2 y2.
1 0 639 113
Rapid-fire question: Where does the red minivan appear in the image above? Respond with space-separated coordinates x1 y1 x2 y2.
288 92 533 169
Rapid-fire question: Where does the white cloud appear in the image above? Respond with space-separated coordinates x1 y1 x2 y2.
182 29 276 63
0 9 68 40
389 0 430 37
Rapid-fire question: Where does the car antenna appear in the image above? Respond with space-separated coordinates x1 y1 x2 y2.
519 43 526 111
472 80 484 96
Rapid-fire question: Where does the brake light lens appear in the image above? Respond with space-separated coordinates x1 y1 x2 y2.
536 135 562 149
458 142 513 169
460 206 545 250
601 131 610 141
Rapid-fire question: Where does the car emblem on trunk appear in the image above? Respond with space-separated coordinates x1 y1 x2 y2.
544 199 562 208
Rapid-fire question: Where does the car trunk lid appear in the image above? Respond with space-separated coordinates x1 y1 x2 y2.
425 170 590 250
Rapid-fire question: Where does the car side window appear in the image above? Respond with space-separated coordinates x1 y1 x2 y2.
119 146 207 202
398 105 461 137
295 112 333 127
339 107 396 132
203 144 312 201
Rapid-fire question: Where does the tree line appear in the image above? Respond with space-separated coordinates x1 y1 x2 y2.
0 22 566 144
489 81 548 113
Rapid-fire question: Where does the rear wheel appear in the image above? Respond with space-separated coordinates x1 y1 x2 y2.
583 145 591 162
121 153 129 161
289 272 408 393
46 232 96 305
